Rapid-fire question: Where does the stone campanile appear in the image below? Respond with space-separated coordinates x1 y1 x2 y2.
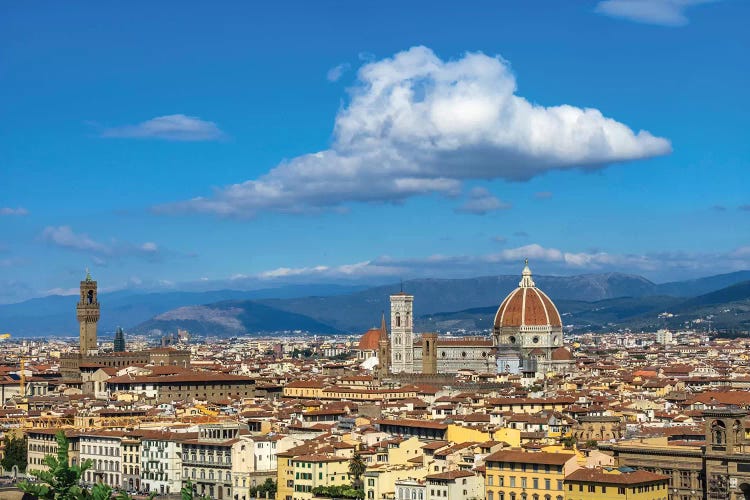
390 291 414 373
76 269 100 355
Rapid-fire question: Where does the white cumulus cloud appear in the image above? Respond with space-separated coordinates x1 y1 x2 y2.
248 243 750 283
595 0 718 26
157 46 670 217
102 114 224 141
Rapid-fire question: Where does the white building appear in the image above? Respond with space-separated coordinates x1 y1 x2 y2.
395 478 426 500
425 470 484 500
656 329 674 345
79 432 123 489
141 432 184 496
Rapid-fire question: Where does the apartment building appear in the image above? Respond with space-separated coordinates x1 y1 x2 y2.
484 450 578 500
141 432 185 495
79 431 123 489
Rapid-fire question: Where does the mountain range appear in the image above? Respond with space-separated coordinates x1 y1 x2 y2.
1 270 749 337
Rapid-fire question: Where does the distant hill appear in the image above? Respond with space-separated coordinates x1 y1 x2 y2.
418 296 681 333
421 281 750 334
138 273 750 336
0 284 362 336
3 271 749 337
256 273 659 332
132 300 341 336
655 271 750 297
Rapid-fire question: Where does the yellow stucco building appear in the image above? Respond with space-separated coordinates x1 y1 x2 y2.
563 467 669 500
484 450 578 500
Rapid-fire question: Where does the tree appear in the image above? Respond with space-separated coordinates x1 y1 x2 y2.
584 439 598 449
250 478 277 498
312 485 364 499
560 435 577 449
348 453 366 491
1 434 27 472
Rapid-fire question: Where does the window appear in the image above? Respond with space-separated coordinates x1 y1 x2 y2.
544 479 550 490
510 477 516 488
618 488 625 495
588 485 595 493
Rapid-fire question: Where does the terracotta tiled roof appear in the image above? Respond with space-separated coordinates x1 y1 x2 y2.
425 470 476 481
551 347 574 361
565 468 669 485
485 450 575 465
359 328 383 351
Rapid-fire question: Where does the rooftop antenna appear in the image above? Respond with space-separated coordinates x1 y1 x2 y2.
400 278 403 293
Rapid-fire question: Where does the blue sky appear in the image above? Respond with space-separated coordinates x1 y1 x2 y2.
1 0 748 303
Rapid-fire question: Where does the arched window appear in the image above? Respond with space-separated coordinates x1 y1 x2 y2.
87 290 94 304
395 314 401 327
712 420 727 445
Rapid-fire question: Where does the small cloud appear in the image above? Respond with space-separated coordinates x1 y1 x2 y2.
40 226 164 261
358 51 375 62
0 207 29 216
513 231 529 238
534 191 553 199
92 256 108 267
455 187 511 215
594 0 718 27
101 114 224 141
41 226 108 253
43 287 80 296
712 205 727 211
326 63 351 82
492 236 508 244
739 204 750 211
258 260 402 281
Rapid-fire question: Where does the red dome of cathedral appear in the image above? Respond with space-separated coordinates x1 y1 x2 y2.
494 261 562 329
358 328 383 351
551 346 574 361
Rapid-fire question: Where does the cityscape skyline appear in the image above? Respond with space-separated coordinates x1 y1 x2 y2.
2 1 749 304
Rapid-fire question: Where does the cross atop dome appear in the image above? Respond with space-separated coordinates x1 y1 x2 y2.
519 259 535 288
